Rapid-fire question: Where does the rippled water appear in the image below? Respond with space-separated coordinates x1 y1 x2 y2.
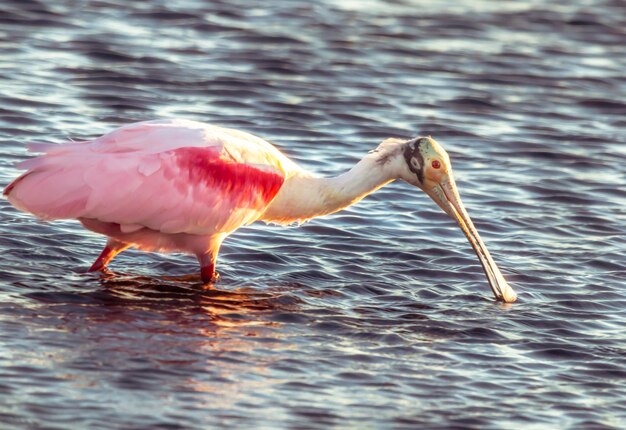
1 0 625 428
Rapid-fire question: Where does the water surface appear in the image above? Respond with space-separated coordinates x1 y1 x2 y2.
1 0 625 428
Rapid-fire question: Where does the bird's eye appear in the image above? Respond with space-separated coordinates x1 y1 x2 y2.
431 160 441 169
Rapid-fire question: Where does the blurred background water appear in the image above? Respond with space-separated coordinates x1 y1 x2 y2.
0 0 625 428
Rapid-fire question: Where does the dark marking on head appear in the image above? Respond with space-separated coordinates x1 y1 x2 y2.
403 138 426 183
375 150 393 166
373 138 404 166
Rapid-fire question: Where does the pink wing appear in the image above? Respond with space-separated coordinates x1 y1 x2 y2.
4 120 288 235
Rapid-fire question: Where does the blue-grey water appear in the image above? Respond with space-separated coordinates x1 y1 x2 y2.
1 0 625 428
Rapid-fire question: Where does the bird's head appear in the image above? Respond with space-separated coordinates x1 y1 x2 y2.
393 136 517 303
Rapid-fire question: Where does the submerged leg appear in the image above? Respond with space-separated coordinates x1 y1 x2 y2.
197 251 219 284
196 235 225 284
88 239 131 272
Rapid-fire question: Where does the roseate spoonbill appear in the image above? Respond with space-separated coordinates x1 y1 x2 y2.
3 119 517 302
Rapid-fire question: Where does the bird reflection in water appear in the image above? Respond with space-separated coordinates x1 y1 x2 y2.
90 272 297 398
95 270 286 332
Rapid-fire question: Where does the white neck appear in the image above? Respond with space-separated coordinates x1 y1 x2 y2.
261 153 396 225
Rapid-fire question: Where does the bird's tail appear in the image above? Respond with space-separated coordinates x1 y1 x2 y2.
3 172 32 199
2 142 69 198
3 143 93 220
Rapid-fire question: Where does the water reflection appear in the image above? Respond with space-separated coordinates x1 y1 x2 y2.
94 271 287 330
16 273 299 409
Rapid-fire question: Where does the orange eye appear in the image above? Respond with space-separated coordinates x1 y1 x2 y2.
431 160 441 169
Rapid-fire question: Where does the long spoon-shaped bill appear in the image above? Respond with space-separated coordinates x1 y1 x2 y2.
431 179 517 303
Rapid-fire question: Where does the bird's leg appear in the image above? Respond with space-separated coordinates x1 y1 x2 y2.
197 251 219 283
88 239 131 272
194 235 225 284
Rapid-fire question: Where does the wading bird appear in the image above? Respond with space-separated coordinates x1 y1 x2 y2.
4 119 517 302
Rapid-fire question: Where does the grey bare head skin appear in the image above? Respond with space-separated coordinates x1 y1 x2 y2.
397 136 517 303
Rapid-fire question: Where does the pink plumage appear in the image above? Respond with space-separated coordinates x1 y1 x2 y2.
4 119 291 282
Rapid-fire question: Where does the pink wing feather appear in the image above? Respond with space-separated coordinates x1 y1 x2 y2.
4 119 288 236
